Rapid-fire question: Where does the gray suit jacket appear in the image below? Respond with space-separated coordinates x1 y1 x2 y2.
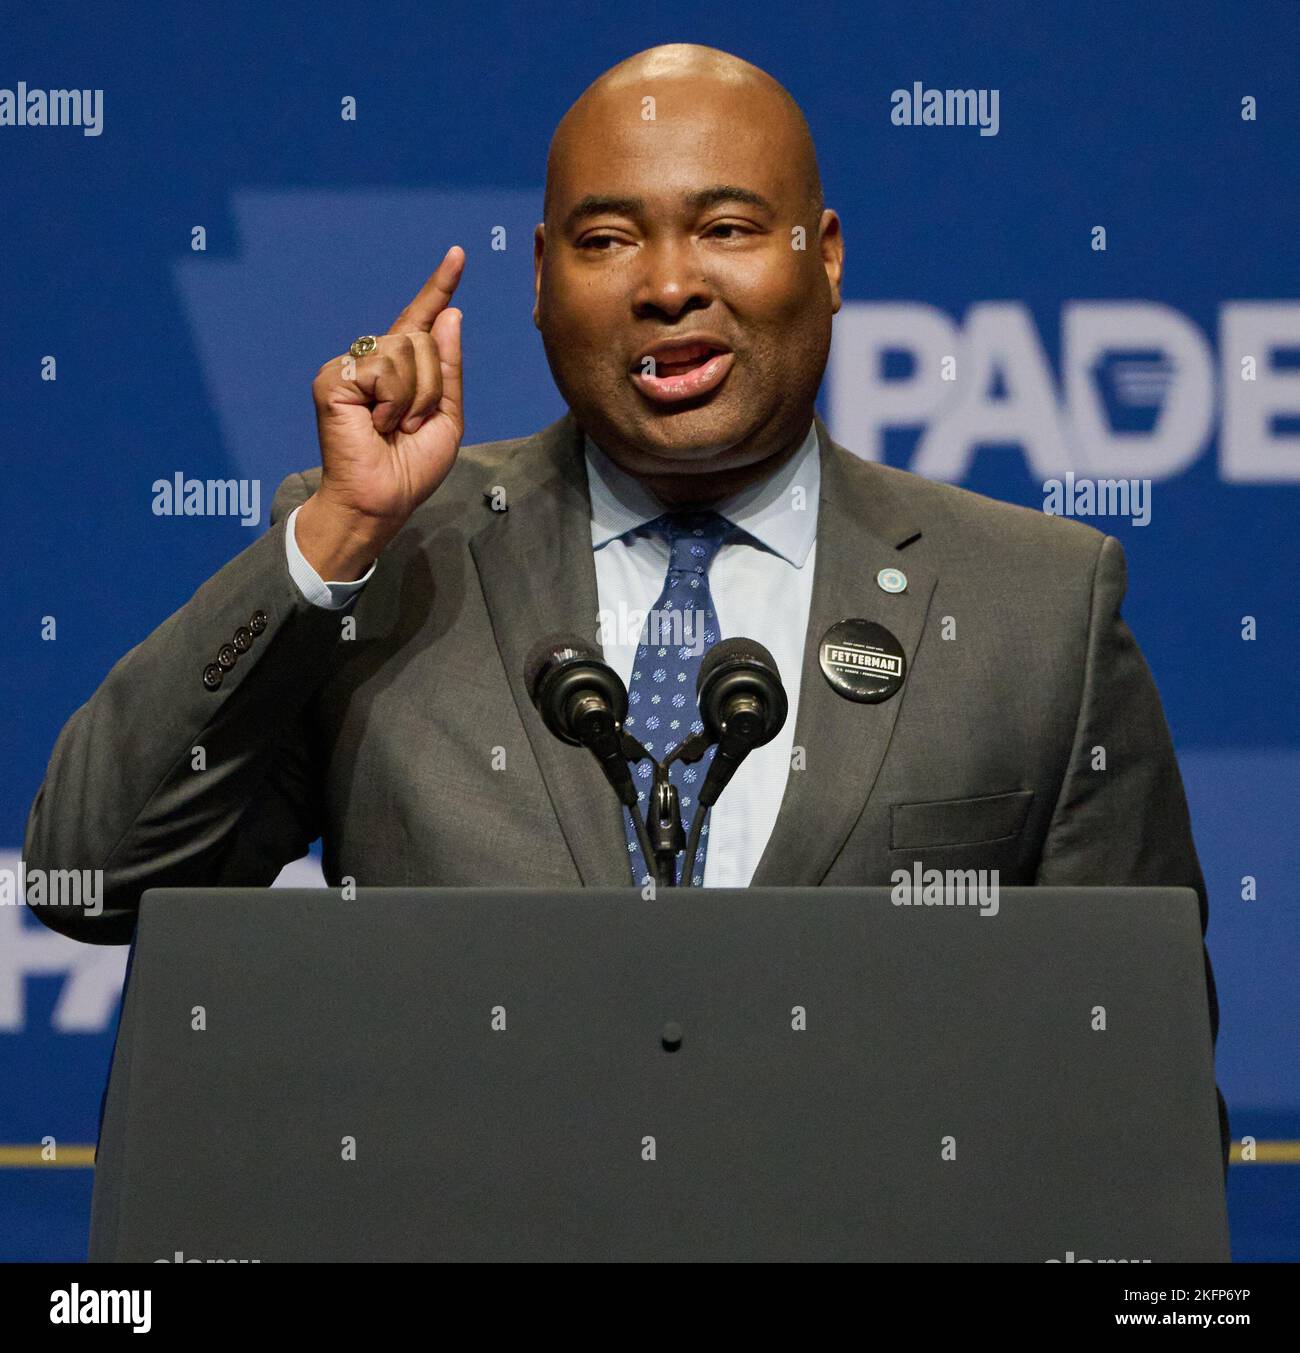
24 412 1220 1066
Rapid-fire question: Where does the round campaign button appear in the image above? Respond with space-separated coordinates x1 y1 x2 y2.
818 620 907 703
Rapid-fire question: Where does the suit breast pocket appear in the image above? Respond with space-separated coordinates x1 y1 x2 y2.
890 789 1034 850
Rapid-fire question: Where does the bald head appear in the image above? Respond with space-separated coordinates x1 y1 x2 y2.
544 44 824 224
533 42 843 505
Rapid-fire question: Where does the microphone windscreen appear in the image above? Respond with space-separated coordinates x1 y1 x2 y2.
698 636 781 688
524 634 598 703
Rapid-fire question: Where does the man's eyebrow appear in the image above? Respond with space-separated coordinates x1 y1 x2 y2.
561 185 776 234
685 185 775 215
562 195 645 233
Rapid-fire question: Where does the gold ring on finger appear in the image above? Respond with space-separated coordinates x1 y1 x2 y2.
349 334 379 358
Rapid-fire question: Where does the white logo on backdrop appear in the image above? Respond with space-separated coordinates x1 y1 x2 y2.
828 301 1300 483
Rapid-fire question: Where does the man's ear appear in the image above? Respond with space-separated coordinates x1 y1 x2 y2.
819 210 844 315
532 223 545 329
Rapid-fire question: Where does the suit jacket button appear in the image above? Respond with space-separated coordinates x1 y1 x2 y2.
232 626 253 653
217 644 237 670
249 611 268 635
202 663 224 690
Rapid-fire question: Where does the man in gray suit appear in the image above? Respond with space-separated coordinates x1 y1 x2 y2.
25 44 1223 1149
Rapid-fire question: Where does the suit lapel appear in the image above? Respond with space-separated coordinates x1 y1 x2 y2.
469 414 632 885
750 419 938 885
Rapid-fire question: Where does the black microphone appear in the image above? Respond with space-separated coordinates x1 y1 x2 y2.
695 637 788 808
525 636 637 808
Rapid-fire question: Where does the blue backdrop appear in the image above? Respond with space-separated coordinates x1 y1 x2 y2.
2 0 1296 1261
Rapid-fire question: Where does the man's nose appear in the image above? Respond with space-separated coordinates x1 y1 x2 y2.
630 235 714 317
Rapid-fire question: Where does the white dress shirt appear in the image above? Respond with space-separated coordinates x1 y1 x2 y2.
285 420 820 886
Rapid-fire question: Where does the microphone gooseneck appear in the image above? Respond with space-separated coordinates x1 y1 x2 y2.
677 638 788 886
526 636 634 805
525 636 660 878
695 638 788 808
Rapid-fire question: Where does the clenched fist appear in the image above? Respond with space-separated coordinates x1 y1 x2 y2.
296 245 466 580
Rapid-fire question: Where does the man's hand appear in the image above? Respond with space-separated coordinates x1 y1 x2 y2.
297 245 466 580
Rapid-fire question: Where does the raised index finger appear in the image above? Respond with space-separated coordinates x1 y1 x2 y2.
387 245 465 335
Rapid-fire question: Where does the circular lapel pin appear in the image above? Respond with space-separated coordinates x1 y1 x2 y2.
876 567 907 594
819 620 907 703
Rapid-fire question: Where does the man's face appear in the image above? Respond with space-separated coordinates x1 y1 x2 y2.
534 77 842 485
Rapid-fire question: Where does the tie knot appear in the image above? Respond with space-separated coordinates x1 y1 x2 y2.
648 509 733 575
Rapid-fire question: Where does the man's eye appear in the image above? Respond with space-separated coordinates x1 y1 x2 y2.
580 235 620 250
707 223 751 239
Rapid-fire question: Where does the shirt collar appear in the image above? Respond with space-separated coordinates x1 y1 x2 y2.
585 419 820 569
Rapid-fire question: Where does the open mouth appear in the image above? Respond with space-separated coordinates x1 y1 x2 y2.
649 342 723 375
629 341 735 405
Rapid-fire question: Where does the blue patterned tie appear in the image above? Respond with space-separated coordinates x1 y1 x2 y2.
623 509 734 887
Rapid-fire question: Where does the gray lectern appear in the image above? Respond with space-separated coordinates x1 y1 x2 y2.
89 886 1229 1262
